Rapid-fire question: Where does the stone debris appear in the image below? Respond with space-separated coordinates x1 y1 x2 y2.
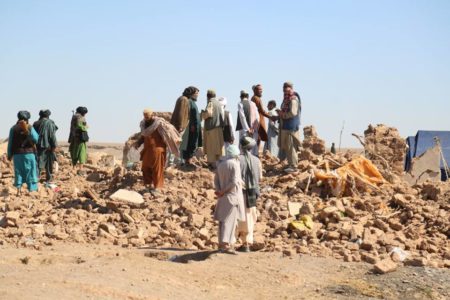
0 122 449 273
109 189 145 206
363 124 407 176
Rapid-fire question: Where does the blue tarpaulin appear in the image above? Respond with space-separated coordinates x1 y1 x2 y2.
405 130 450 181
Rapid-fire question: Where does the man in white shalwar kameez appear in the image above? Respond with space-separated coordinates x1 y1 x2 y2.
214 144 245 254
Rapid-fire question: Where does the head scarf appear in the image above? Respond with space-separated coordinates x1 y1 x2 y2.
39 109 51 118
76 106 88 115
17 110 31 121
240 136 256 151
226 144 240 158
217 96 227 107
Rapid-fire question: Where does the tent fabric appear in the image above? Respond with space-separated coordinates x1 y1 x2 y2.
404 130 450 180
413 131 450 169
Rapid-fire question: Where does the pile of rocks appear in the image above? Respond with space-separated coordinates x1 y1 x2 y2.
363 124 407 175
0 122 448 272
302 126 326 155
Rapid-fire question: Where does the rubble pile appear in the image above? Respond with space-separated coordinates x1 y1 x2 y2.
302 126 326 155
363 124 407 175
0 123 449 271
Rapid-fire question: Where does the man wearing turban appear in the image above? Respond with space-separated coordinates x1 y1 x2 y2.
33 109 58 183
171 86 202 168
236 137 262 252
68 106 89 173
7 111 39 194
213 144 246 254
201 89 225 168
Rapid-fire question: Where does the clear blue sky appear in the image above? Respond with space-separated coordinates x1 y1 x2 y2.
1 0 449 147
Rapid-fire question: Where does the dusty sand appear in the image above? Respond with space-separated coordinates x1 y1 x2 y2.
0 242 448 300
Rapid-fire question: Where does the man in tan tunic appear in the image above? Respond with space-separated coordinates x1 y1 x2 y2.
201 89 225 168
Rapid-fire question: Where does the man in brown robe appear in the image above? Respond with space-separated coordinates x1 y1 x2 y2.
251 84 270 146
135 109 166 194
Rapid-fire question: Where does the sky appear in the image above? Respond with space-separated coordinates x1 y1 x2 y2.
1 0 449 147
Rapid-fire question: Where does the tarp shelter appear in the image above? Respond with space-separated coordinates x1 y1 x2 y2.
405 130 450 181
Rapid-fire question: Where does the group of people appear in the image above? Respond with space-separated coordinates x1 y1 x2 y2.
6 81 301 253
7 107 89 194
136 81 302 252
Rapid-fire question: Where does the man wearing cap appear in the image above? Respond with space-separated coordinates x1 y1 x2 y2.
68 106 89 173
236 137 262 252
33 110 58 183
276 82 302 173
236 90 259 156
7 111 39 194
171 86 202 167
201 89 225 168
214 144 246 254
251 84 270 147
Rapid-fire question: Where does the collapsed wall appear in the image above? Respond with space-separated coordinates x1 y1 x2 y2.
363 124 407 175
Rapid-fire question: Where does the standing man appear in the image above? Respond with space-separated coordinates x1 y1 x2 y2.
263 100 281 158
236 90 259 156
201 89 225 168
236 137 262 252
33 110 58 183
218 97 235 147
251 84 270 147
136 109 180 195
277 82 301 173
171 86 202 167
69 106 89 173
214 144 245 254
7 111 39 194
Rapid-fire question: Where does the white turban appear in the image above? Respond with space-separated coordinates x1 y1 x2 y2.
218 96 227 107
226 144 240 158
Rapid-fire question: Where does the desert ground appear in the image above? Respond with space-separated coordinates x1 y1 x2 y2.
1 124 449 300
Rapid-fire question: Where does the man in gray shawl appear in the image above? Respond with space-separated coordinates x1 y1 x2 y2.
33 109 58 183
214 144 245 254
236 137 262 252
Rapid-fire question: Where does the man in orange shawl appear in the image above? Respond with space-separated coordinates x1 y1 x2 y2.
135 109 181 195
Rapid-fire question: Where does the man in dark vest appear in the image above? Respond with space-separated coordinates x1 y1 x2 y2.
33 109 58 183
276 82 301 173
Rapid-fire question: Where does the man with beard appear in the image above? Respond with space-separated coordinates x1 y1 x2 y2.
171 86 202 167
276 82 302 173
251 84 270 148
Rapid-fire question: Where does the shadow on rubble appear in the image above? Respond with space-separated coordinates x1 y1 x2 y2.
57 198 110 214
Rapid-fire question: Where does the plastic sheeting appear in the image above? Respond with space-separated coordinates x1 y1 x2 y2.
315 156 385 197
